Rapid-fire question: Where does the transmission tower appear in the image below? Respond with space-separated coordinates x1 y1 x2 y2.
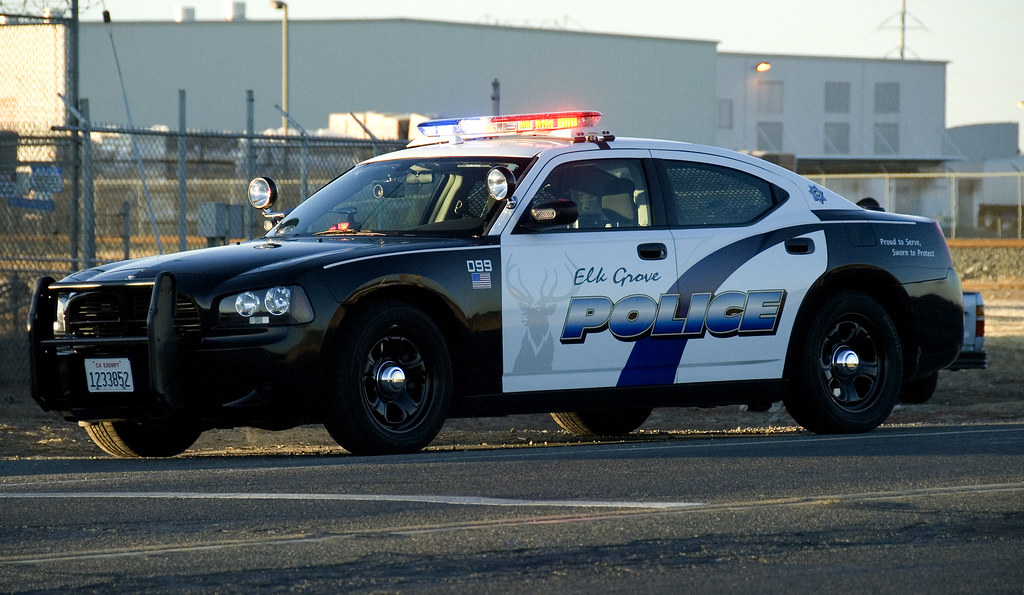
880 0 926 60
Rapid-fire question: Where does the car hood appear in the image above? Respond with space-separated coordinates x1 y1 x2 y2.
60 236 477 289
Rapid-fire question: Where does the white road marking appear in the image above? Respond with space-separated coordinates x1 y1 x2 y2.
1 482 1021 566
0 491 704 509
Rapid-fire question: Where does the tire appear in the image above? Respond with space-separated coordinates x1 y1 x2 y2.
82 420 201 458
784 292 902 434
550 408 652 437
324 301 452 455
899 371 939 404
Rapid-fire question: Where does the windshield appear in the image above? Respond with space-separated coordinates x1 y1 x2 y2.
267 157 532 237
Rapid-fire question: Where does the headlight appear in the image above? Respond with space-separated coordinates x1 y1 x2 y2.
53 294 69 335
263 286 291 316
235 291 261 317
219 286 313 327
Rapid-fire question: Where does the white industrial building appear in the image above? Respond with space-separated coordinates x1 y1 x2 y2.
716 52 949 173
5 13 1000 175
77 19 719 145
63 17 961 174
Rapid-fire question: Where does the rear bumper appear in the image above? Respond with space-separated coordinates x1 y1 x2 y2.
947 350 988 371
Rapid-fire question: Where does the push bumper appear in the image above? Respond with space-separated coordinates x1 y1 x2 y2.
29 272 183 415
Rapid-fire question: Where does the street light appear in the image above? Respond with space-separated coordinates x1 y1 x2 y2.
270 1 289 134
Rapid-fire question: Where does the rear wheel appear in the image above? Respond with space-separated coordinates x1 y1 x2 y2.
82 420 201 458
784 292 902 433
550 408 652 437
324 301 452 455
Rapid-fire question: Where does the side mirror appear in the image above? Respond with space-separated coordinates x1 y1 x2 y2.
528 199 579 227
248 177 279 210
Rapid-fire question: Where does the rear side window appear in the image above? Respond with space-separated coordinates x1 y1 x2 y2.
660 160 785 227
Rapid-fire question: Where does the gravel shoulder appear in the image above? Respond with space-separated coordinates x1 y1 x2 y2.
2 281 1021 460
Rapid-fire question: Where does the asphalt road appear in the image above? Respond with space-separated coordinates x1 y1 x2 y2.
2 424 1023 593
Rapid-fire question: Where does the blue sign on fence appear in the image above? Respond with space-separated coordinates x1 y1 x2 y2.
30 165 63 193
3 166 59 210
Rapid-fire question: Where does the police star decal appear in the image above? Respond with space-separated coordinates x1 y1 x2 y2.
809 184 827 204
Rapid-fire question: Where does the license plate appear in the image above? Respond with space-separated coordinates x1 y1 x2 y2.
84 358 135 393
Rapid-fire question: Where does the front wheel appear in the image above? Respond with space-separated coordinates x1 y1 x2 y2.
82 420 201 458
550 408 653 437
324 301 452 455
784 292 902 433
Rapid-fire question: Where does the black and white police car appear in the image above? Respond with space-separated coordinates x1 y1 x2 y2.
29 111 964 457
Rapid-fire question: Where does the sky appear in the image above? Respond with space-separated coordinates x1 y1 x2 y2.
64 0 1024 150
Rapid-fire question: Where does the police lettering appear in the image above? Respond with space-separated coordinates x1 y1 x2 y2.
560 290 786 344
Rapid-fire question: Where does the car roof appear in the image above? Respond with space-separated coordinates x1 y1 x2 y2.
367 134 802 184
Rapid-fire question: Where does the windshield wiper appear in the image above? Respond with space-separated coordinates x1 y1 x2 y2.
312 229 385 236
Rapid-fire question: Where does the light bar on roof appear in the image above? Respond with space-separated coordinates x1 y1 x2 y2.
417 111 602 138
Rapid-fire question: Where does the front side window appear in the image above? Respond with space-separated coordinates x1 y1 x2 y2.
518 158 653 232
660 160 785 227
266 157 531 237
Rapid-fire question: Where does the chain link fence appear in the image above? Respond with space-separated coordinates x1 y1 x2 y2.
812 172 1024 240
1 123 404 388
2 11 408 388
2 7 1022 394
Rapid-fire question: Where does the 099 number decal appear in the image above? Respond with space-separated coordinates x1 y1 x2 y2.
466 259 492 273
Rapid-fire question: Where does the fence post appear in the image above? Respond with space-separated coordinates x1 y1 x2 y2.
245 90 257 239
275 104 310 201
80 99 96 269
177 90 188 252
1013 166 1023 240
949 172 957 239
122 201 132 260
300 131 309 200
884 174 891 212
68 6 81 272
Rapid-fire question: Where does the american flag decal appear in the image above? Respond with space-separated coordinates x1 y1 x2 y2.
471 272 491 289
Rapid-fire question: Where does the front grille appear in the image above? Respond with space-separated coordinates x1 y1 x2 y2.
63 288 201 339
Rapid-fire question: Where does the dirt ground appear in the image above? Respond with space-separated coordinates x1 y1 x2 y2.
2 281 1021 459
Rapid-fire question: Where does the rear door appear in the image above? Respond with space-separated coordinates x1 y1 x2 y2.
627 151 827 385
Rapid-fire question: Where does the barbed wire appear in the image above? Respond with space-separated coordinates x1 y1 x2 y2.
0 0 100 17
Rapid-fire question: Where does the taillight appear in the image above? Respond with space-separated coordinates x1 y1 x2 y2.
976 304 985 338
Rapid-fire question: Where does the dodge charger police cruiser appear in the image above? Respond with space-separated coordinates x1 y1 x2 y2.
28 111 964 458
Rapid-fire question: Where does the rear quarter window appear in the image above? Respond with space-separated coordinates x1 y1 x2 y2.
660 160 786 227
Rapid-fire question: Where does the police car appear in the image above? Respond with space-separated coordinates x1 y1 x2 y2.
28 111 964 458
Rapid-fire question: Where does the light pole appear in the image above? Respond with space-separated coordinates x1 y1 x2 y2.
270 1 289 134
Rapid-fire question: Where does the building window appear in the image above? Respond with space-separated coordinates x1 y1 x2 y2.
756 122 783 152
874 123 900 154
825 82 850 114
717 99 733 129
756 81 783 114
824 123 850 154
874 82 900 114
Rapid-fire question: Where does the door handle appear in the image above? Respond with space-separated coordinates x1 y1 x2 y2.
785 237 815 255
637 243 668 260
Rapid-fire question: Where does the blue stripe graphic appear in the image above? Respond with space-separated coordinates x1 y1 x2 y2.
616 225 821 387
